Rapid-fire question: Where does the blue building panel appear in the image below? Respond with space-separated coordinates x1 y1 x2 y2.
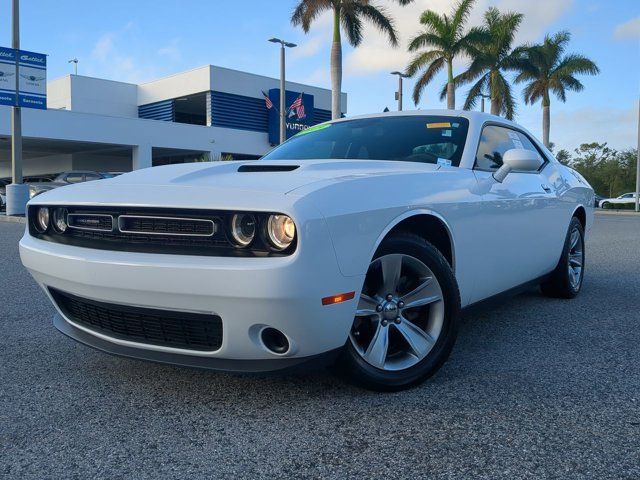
138 99 175 122
313 108 332 124
210 91 268 132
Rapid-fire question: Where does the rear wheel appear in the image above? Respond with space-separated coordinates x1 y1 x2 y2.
541 217 585 298
337 233 460 391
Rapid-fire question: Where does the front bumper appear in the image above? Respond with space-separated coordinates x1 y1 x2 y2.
20 224 364 370
53 313 342 373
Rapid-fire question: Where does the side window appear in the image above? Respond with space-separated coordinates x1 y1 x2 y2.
84 173 101 182
475 125 543 171
65 173 84 184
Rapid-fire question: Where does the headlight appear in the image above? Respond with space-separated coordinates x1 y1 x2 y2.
230 213 256 247
266 214 295 250
52 207 68 233
35 207 50 232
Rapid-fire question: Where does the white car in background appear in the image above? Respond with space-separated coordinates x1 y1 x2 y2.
599 192 638 208
20 111 593 391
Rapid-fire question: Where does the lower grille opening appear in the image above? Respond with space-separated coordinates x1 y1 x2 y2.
49 288 222 352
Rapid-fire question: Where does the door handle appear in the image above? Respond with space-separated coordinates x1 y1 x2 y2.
541 184 552 193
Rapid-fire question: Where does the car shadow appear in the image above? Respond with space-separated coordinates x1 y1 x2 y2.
69 286 552 403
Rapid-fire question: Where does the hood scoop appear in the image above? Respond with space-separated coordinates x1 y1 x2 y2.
237 164 299 173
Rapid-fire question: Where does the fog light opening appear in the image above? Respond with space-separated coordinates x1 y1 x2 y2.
260 327 290 355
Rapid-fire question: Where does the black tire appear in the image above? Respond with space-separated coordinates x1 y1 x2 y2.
540 217 585 299
336 232 460 392
600 202 609 209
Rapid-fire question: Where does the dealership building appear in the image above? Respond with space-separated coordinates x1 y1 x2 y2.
0 65 347 178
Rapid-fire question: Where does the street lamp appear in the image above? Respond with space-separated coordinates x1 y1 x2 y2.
268 38 296 144
479 93 490 113
6 0 29 216
636 103 640 212
390 71 410 111
68 58 78 75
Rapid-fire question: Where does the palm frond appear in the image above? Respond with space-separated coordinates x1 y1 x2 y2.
419 10 448 35
452 0 475 30
406 50 444 76
412 57 446 104
462 73 489 110
522 81 545 105
291 0 332 32
554 53 600 77
341 6 363 46
492 72 517 119
354 3 399 46
408 32 448 52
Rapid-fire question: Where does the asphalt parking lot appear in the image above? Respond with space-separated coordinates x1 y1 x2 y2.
1 214 639 479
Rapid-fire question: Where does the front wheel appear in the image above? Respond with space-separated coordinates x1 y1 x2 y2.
336 233 460 391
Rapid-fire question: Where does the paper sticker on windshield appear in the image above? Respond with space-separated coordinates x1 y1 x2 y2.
295 123 331 136
437 158 452 167
452 122 460 128
426 122 451 129
442 129 452 137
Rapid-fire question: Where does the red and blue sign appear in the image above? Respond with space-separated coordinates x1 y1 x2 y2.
0 47 46 110
267 89 314 144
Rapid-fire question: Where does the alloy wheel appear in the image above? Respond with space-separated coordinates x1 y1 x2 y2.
349 254 445 371
568 226 584 290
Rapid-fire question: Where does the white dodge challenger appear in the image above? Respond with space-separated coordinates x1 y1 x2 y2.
20 111 593 391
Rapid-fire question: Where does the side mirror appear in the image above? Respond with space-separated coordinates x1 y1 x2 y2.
493 149 544 183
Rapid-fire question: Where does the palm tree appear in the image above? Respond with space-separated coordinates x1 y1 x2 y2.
292 0 413 120
405 0 482 109
515 31 599 147
452 7 524 119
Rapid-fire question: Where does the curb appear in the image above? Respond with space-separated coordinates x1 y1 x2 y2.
595 209 639 216
0 214 26 224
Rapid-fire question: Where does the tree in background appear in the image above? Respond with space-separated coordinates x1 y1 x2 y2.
515 31 599 147
450 7 524 119
292 0 414 120
405 0 482 109
565 143 638 197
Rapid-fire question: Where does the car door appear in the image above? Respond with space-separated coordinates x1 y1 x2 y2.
470 123 567 303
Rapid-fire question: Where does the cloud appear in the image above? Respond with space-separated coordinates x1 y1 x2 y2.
300 66 330 87
345 0 573 76
613 17 640 41
86 24 156 83
290 36 326 61
529 102 639 152
158 38 182 61
91 33 115 62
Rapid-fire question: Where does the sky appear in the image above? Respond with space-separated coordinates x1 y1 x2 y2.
0 0 638 153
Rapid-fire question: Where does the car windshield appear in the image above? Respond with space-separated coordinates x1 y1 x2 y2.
262 115 470 166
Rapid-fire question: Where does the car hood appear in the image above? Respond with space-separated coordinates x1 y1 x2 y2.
28 160 441 211
108 160 439 194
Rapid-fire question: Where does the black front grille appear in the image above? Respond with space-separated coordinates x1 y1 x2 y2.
29 206 296 257
118 215 215 236
50 288 223 351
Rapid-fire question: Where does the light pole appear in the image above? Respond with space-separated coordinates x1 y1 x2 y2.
479 94 490 113
635 100 639 212
390 71 410 111
268 38 296 144
68 58 78 75
6 0 28 216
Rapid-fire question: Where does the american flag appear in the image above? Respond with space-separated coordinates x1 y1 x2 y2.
290 93 306 119
262 90 274 109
